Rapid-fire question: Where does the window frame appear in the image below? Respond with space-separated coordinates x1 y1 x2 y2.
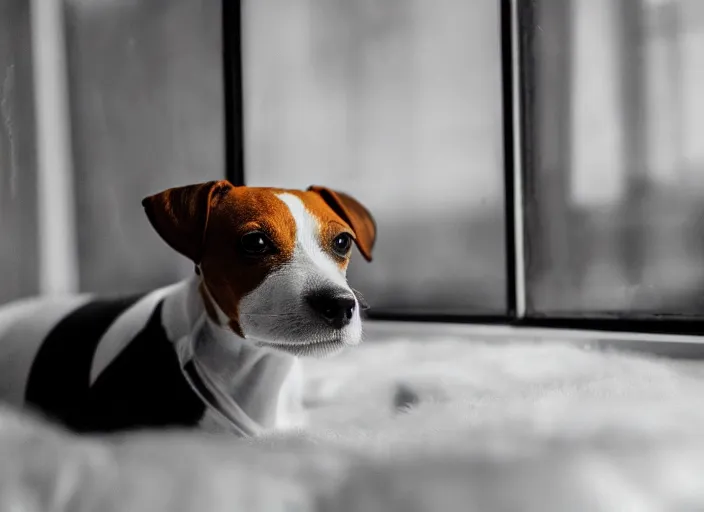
225 0 704 337
223 0 245 187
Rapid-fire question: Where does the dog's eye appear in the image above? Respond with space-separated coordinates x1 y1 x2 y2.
240 231 273 256
332 233 353 257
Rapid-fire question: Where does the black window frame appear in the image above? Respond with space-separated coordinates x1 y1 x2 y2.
223 0 704 337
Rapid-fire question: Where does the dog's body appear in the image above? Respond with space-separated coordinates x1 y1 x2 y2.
0 277 305 435
0 182 376 435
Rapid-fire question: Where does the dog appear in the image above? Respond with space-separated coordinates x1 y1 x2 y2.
0 180 376 436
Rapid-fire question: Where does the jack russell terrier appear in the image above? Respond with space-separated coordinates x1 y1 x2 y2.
0 181 376 436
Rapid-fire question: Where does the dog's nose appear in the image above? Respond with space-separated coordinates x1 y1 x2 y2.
306 291 357 329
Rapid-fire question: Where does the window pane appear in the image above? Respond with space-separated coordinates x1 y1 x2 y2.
243 0 506 315
0 0 39 303
64 0 223 294
525 0 704 317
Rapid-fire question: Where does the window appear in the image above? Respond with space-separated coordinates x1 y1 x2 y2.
4 0 704 336
524 0 704 320
63 0 224 294
0 0 39 303
242 0 506 316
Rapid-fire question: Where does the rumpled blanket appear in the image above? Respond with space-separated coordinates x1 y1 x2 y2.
4 332 704 511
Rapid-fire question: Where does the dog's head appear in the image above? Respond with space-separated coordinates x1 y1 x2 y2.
142 180 376 356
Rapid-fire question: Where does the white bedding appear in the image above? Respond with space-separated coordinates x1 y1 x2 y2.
3 334 704 511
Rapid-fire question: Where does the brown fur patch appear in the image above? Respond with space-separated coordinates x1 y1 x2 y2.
198 282 221 324
199 187 298 335
307 186 377 262
142 180 230 264
287 190 356 270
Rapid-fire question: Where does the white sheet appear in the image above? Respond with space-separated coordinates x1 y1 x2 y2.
3 336 704 511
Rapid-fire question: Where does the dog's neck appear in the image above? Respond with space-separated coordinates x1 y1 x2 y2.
160 275 301 432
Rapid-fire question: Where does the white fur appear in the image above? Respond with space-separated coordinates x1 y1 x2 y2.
276 193 349 290
237 193 362 351
182 296 306 433
274 357 305 430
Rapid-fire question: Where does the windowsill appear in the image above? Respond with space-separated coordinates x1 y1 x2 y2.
362 318 704 360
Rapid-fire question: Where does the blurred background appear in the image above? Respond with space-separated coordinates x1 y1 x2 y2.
1 0 703 321
526 0 704 317
242 0 506 315
1 0 223 304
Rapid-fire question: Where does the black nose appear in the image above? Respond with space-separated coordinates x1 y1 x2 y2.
306 290 357 328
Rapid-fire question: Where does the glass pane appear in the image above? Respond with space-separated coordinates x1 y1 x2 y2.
63 0 224 294
0 0 39 303
243 0 506 315
525 0 704 317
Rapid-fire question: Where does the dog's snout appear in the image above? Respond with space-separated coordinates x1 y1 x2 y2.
306 290 356 329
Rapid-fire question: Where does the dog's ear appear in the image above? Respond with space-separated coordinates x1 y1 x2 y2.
308 186 377 262
142 180 233 263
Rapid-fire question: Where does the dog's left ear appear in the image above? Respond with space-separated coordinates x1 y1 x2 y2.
308 186 377 262
142 180 233 264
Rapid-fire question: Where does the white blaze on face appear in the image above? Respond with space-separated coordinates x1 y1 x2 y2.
276 193 349 287
237 192 362 349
